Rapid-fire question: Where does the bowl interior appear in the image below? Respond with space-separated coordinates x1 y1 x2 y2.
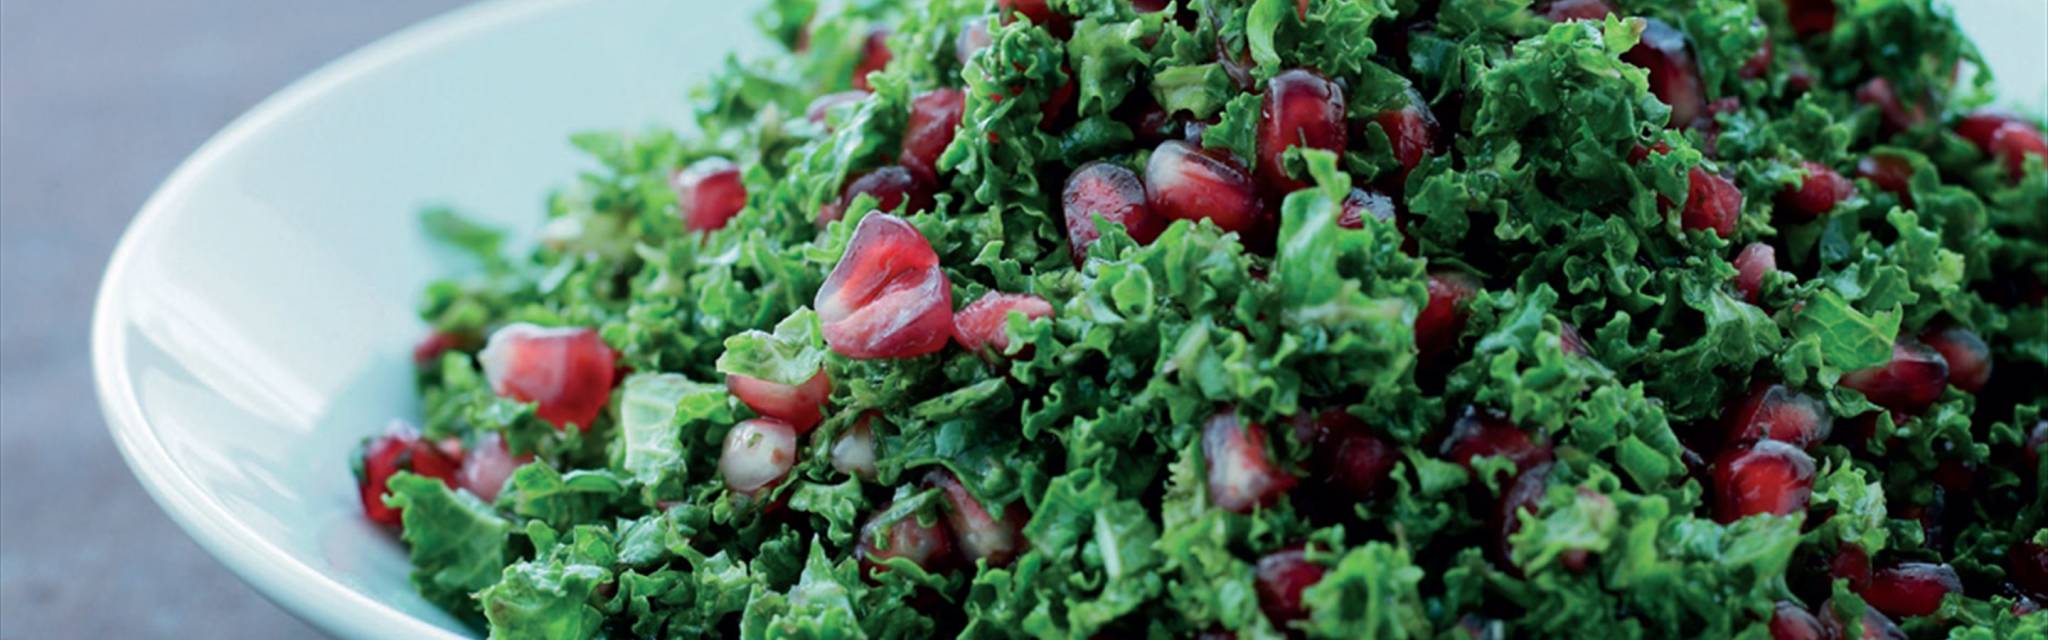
93 0 761 636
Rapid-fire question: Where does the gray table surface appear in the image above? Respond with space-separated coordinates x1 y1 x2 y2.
0 2 465 636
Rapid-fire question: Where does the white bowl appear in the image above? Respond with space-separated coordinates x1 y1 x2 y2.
90 0 764 636
92 0 2045 638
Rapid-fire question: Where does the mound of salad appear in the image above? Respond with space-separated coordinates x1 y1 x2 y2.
352 0 2048 637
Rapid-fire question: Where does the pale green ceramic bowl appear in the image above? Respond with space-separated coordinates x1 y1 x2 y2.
91 0 2043 637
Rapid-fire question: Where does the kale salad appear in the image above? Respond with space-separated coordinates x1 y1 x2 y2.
352 0 2048 637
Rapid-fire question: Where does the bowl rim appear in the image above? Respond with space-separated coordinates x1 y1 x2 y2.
89 0 596 637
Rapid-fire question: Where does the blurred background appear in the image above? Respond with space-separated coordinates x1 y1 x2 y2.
0 3 463 636
0 1 2039 638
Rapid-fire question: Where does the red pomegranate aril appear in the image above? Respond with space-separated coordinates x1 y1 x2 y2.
1839 338 1950 412
478 323 618 430
956 16 992 64
2028 421 2047 470
825 166 937 227
1063 161 1164 262
806 90 870 128
858 502 956 574
1989 122 2048 180
1417 272 1480 358
412 330 468 366
1919 326 1991 393
1733 242 1778 305
1854 154 1915 207
1040 77 1076 129
926 469 1029 567
999 0 1060 27
952 292 1054 355
1494 463 1553 569
1682 168 1743 237
1710 440 1815 522
1255 69 1347 196
1539 0 1614 21
1956 112 2022 150
727 368 833 434
1254 547 1326 627
1741 28 1773 79
1203 409 1297 513
1819 598 1906 640
1623 19 1708 129
1770 602 1827 640
1292 410 1398 501
1441 409 1553 477
815 213 955 359
1724 383 1831 449
458 431 530 504
1777 161 1854 221
852 28 892 92
673 157 748 232
719 418 798 495
900 89 967 184
831 414 878 479
2011 542 2048 601
1371 88 1441 188
1855 78 1927 133
1786 0 1838 37
1863 563 1961 618
1337 187 1398 230
1146 140 1265 236
356 422 462 526
1832 545 1873 592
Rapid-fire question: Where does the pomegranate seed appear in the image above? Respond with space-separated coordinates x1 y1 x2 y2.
1863 563 1961 618
821 166 938 227
1063 161 1165 263
1254 546 1326 626
956 16 992 65
1040 76 1076 129
1777 161 1854 221
1539 0 1614 21
458 431 530 504
806 90 870 128
831 414 878 479
900 89 967 184
412 330 468 366
1833 545 1873 592
999 0 1063 31
2024 421 2045 471
1989 122 2048 181
1203 409 1298 513
1855 78 1927 133
858 500 956 574
1337 187 1398 230
1416 272 1481 359
1291 409 1398 501
1255 69 1347 196
1710 440 1815 522
1741 27 1773 79
672 157 748 232
1786 0 1838 37
1370 88 1441 189
1682 168 1743 237
356 421 461 526
2015 597 2042 617
478 323 618 430
1440 409 1553 477
1146 140 1265 236
719 418 798 495
1724 384 1831 449
926 469 1029 566
952 292 1054 355
1494 463 1554 569
1623 18 1708 129
727 368 833 434
1854 154 1915 208
1840 338 1950 412
1819 598 1906 640
2011 542 2048 601
1955 111 2021 150
851 28 892 92
1918 326 1991 393
815 213 955 359
1732 242 1778 305
1770 602 1827 640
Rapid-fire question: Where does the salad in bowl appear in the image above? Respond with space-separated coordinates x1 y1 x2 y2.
352 0 2047 637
